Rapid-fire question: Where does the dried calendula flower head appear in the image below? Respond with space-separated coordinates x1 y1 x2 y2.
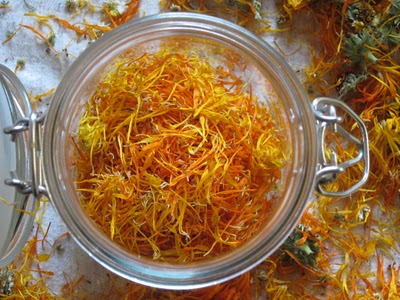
65 0 77 12
16 59 26 68
47 33 56 47
346 1 376 31
280 224 321 268
104 0 123 17
342 0 400 69
0 267 15 296
14 58 26 74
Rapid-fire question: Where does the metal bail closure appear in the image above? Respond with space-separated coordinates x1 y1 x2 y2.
312 97 370 198
0 64 47 267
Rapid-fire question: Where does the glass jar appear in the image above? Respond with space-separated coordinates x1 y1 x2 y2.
0 12 369 289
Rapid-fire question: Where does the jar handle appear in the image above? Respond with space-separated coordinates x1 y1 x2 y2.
312 97 370 198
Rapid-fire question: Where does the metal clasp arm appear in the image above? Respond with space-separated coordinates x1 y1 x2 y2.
312 97 370 198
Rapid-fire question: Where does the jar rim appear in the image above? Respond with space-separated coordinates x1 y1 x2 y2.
43 12 317 289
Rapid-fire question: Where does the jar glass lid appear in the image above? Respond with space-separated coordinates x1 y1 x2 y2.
0 65 37 267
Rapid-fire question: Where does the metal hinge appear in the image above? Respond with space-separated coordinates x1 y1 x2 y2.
4 112 48 199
